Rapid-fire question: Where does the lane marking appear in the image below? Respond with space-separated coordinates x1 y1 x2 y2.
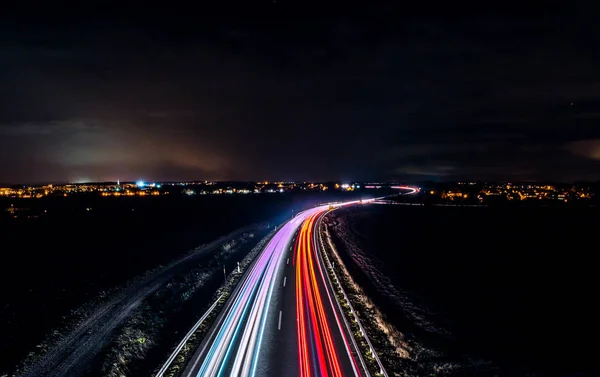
283 276 287 287
278 310 283 330
287 258 289 265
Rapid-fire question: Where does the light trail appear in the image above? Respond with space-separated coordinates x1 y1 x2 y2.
194 230 286 377
295 212 363 377
363 185 419 194
389 185 419 194
184 200 376 377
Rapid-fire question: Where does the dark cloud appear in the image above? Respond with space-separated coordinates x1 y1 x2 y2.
564 139 600 161
2 5 600 183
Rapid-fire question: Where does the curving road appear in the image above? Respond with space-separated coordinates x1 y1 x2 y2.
182 201 371 377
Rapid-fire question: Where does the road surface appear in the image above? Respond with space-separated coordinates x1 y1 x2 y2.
182 201 370 377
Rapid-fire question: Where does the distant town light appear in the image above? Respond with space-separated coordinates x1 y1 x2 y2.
136 180 146 187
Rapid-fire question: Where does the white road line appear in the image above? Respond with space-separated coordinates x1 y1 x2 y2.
287 258 289 265
278 310 283 330
283 277 287 287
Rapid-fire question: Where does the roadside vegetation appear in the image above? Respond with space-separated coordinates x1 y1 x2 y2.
319 221 396 376
101 230 269 377
11 267 160 377
101 269 211 377
11 226 269 377
156 227 277 377
323 213 497 377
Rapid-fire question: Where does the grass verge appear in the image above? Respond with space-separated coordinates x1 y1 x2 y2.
156 226 279 377
318 218 409 377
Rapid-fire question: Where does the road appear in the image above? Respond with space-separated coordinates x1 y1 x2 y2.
182 201 370 377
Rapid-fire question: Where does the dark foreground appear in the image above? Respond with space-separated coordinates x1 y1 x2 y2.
0 192 368 375
328 204 598 377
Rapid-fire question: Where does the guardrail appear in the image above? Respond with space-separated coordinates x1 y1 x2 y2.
317 217 389 377
155 294 223 377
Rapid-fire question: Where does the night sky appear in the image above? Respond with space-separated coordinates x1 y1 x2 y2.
2 2 600 184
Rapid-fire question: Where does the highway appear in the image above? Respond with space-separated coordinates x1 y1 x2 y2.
182 201 370 377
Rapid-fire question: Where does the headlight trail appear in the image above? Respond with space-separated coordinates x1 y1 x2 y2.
182 202 371 377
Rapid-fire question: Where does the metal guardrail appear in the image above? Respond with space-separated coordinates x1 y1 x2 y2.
318 219 389 377
315 217 371 377
155 294 224 377
155 224 281 377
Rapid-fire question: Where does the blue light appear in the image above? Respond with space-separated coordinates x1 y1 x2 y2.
136 180 145 187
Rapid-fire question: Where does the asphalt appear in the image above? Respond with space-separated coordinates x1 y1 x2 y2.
182 204 368 377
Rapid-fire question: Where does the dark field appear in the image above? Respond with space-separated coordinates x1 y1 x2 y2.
328 203 598 377
0 191 368 374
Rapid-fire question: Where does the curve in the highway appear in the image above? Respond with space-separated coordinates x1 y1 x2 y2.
182 201 373 377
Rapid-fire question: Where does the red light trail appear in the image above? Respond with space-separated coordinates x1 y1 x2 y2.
178 201 376 377
295 212 360 377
